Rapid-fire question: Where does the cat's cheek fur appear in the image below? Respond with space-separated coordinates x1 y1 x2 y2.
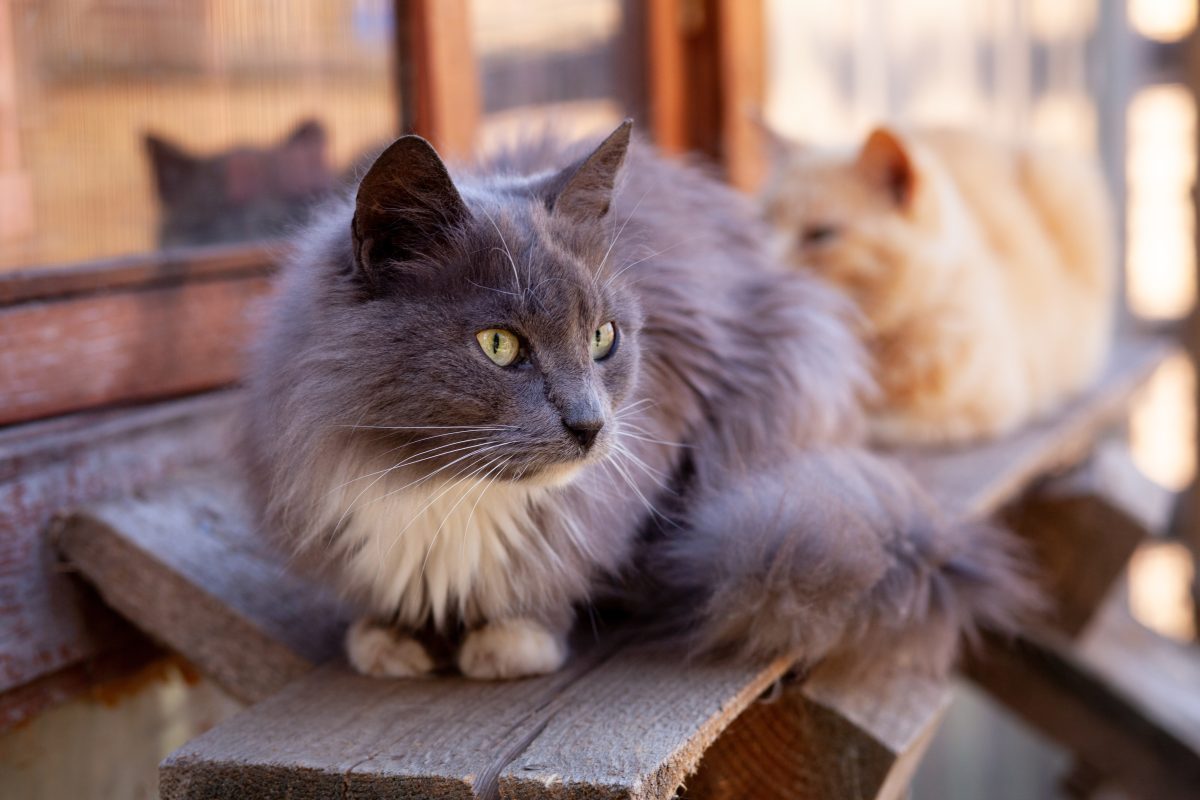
345 619 435 678
457 618 568 680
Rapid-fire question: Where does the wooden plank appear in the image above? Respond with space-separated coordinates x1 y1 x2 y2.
396 0 480 159
53 471 348 705
494 643 792 799
0 393 237 708
966 595 1200 800
0 272 271 425
685 661 949 800
161 646 793 800
0 241 276 305
900 337 1173 518
1000 442 1162 637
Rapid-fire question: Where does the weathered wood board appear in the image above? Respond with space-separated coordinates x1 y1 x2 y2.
53 472 349 705
0 273 271 425
0 392 241 726
967 593 1200 800
160 646 794 800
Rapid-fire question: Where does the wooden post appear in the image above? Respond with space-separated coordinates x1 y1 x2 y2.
644 0 766 190
394 0 480 159
1180 18 1200 639
0 0 32 238
646 0 688 154
713 0 766 191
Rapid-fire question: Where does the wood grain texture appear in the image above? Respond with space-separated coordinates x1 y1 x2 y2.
161 646 794 800
0 393 240 705
54 472 349 704
966 594 1200 800
0 273 271 425
685 660 949 800
0 241 276 305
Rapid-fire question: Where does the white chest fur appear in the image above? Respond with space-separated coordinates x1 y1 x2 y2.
319 467 550 628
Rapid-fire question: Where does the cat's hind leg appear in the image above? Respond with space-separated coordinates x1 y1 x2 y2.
457 617 568 680
346 618 435 678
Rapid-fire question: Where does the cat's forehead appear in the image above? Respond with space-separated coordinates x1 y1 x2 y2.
456 213 606 323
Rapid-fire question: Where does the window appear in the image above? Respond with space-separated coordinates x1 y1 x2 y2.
472 0 645 147
0 0 397 272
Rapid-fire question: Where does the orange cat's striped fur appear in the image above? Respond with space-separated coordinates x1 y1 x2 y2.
762 126 1116 445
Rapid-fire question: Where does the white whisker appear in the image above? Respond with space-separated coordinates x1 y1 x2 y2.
346 441 512 533
380 449 507 563
598 186 653 275
328 434 495 495
480 205 521 293
603 240 685 291
612 441 673 493
340 424 515 431
420 452 511 580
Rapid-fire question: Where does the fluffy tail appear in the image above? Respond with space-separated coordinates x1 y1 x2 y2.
650 448 1041 676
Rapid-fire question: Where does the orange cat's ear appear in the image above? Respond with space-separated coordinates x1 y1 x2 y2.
856 127 918 209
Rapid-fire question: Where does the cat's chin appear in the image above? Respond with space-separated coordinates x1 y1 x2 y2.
521 461 588 488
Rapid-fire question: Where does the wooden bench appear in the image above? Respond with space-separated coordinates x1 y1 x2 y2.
53 337 1199 799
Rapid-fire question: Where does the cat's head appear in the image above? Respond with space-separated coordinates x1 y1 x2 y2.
761 126 944 328
145 119 333 247
308 121 642 487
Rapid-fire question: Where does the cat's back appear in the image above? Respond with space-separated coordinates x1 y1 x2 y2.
915 127 1114 414
916 128 1112 290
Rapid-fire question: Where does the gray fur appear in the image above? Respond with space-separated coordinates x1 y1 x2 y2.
242 122 1036 674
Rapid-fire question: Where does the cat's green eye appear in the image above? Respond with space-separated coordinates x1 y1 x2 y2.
590 321 617 360
477 329 520 366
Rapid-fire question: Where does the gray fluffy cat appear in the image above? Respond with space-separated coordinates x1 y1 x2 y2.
243 121 1034 680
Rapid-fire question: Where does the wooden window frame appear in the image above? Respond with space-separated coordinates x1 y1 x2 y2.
0 0 767 726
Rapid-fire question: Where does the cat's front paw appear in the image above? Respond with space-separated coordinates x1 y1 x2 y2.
346 619 434 678
457 618 567 680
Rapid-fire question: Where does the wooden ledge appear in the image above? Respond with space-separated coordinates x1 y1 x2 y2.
50 336 1174 799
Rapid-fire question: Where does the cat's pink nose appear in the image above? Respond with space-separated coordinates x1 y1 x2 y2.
563 416 603 450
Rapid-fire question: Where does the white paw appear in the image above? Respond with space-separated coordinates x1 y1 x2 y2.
457 618 567 680
345 619 434 678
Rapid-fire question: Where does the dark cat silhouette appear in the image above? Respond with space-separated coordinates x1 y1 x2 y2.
144 120 334 248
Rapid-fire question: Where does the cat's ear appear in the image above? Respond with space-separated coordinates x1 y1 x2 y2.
546 119 632 223
352 135 471 278
856 127 918 208
286 119 327 147
144 133 197 203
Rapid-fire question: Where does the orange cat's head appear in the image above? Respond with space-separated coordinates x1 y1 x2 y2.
761 126 949 331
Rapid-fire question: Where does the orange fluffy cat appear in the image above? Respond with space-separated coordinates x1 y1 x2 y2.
762 126 1116 445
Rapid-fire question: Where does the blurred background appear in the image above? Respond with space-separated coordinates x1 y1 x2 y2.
0 1 1197 797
